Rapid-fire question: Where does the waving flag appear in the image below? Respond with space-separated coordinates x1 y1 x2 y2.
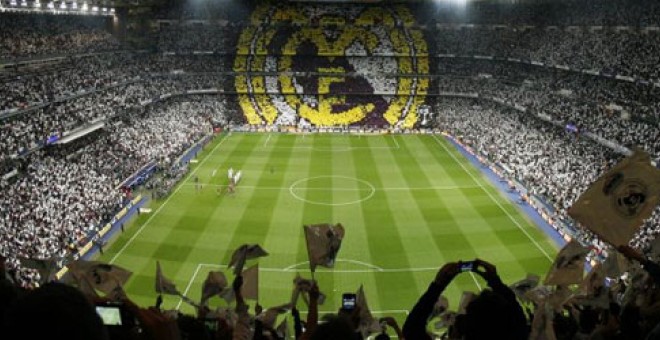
569 150 660 246
228 244 268 276
221 265 259 303
241 264 259 301
356 285 380 337
509 274 540 302
201 271 228 303
67 260 132 294
259 303 292 329
304 223 345 272
155 261 180 295
544 241 588 286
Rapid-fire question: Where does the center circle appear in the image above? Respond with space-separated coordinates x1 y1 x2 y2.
289 175 375 206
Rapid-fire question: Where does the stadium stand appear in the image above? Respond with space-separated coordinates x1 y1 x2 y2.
1 0 660 338
0 12 121 60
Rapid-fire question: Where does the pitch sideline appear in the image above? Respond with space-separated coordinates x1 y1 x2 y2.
432 135 554 262
109 133 232 264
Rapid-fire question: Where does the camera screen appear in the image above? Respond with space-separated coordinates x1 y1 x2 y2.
342 294 356 309
459 262 474 272
96 306 122 326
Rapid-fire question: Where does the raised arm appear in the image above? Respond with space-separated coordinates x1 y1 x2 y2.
403 262 459 340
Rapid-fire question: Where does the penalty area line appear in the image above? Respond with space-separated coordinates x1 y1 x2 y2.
176 263 203 310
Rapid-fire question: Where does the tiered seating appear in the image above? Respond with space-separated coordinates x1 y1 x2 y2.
0 12 120 60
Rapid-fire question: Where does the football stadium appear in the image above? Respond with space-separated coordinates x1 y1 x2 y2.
1 0 660 339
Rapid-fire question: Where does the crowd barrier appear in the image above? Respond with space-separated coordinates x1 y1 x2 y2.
117 160 159 190
56 195 144 279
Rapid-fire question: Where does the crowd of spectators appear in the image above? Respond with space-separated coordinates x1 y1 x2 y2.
5 245 660 339
1 2 660 336
157 24 238 53
0 52 147 112
433 27 660 83
0 96 228 287
0 52 235 164
0 12 121 60
418 0 660 26
434 98 660 262
433 59 660 164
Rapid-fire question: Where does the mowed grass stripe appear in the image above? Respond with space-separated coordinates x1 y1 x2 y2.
421 135 556 281
408 136 536 285
295 135 336 306
181 134 297 311
388 135 484 298
151 134 261 310
308 136 375 311
372 134 450 306
259 134 318 307
349 135 420 311
171 134 293 310
426 136 557 260
219 133 295 260
103 134 239 265
406 137 522 259
326 136 379 311
100 134 560 318
297 134 335 265
176 133 284 311
99 133 243 306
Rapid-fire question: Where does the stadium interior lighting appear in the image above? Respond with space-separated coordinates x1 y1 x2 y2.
435 0 468 6
81 1 87 10
91 5 97 11
9 0 17 6
20 0 27 6
72 1 77 9
59 1 65 9
47 1 54 8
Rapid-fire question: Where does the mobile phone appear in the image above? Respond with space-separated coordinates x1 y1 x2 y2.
342 293 357 310
95 301 135 329
459 261 475 272
96 304 123 326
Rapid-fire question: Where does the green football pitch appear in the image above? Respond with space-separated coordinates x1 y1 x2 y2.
99 132 558 322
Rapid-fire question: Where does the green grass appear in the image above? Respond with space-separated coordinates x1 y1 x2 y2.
99 132 557 323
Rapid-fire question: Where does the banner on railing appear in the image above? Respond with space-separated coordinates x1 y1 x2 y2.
118 161 158 190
